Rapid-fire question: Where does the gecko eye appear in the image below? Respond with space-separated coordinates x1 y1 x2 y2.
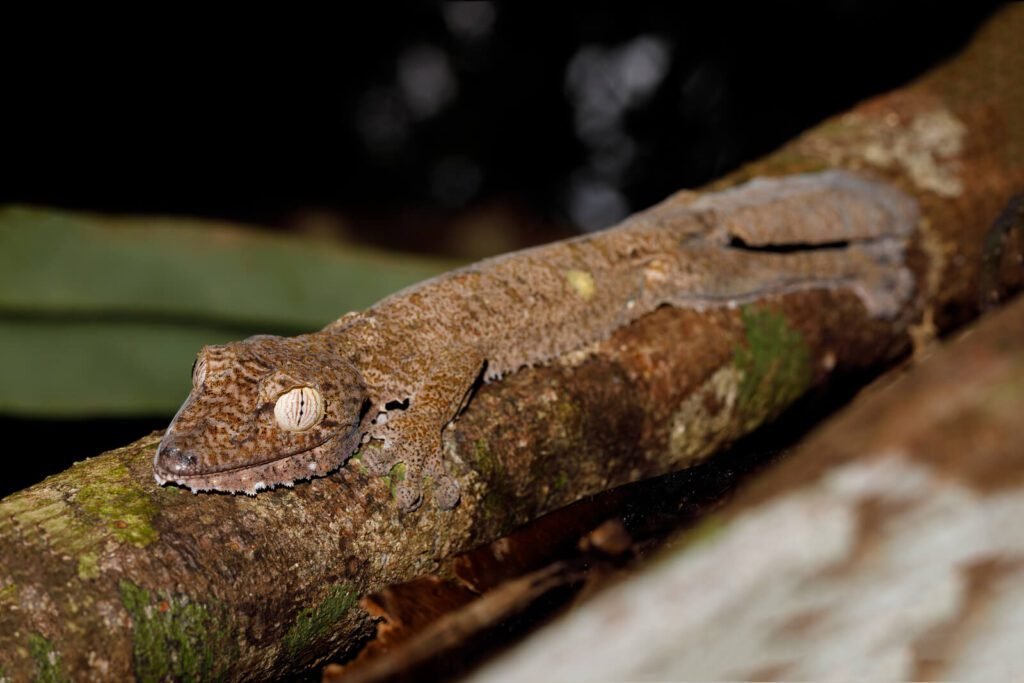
192 356 208 388
274 386 325 432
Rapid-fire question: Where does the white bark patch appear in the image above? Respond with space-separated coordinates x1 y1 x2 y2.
667 365 742 465
860 109 967 198
941 566 1024 681
468 455 1024 682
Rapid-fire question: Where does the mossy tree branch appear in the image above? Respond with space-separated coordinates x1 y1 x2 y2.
1 6 1023 680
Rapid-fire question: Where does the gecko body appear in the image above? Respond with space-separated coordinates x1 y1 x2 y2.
155 170 918 511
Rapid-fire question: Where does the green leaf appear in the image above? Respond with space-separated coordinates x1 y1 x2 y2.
0 207 457 416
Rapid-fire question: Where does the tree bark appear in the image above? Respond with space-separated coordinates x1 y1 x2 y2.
2 6 1023 680
466 271 1024 683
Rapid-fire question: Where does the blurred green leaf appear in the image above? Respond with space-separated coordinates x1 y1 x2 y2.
0 207 458 417
0 321 241 416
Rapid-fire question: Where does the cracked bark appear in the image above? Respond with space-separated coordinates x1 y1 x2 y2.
1 5 1023 680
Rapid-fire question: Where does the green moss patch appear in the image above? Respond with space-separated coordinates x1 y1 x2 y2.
119 580 233 683
385 462 407 499
471 438 516 522
472 438 499 479
27 633 67 683
732 306 813 430
0 583 17 605
76 553 100 581
75 465 159 547
282 583 358 658
347 451 369 475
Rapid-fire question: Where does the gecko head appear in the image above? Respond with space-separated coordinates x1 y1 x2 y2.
154 334 370 495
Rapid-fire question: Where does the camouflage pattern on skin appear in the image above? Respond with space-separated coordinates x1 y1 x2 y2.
155 335 368 497
155 170 919 512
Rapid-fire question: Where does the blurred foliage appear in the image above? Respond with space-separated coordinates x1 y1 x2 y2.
0 207 457 416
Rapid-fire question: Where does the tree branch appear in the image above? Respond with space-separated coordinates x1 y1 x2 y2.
2 6 1023 680
466 270 1024 683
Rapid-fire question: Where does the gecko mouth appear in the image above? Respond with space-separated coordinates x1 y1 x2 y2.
153 435 356 496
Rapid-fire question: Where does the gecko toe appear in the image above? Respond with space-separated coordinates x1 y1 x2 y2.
361 445 394 476
433 475 460 510
395 480 424 512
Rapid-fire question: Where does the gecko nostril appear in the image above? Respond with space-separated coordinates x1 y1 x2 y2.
157 444 199 474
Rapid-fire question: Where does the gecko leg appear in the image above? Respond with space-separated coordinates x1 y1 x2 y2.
365 352 484 511
360 436 401 477
366 412 452 511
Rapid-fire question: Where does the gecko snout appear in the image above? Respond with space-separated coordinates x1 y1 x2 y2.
155 442 201 475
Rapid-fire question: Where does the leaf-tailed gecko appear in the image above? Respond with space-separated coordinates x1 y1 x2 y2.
155 170 918 511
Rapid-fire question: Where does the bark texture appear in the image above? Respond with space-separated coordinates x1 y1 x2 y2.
467 276 1024 683
1 6 1023 680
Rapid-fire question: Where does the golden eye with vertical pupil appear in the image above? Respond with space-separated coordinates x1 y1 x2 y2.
274 387 325 432
192 356 208 388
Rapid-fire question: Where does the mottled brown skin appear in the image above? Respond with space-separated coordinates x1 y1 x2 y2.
155 335 369 495
156 170 919 511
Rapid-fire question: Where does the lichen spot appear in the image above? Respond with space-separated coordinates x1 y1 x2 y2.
643 259 669 285
860 108 966 198
566 269 596 300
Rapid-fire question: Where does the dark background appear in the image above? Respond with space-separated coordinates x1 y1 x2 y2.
0 1 1002 495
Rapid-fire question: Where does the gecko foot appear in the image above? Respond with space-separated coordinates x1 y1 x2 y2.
432 474 460 510
393 473 460 511
395 479 424 512
363 414 460 511
360 443 441 512
360 444 397 476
